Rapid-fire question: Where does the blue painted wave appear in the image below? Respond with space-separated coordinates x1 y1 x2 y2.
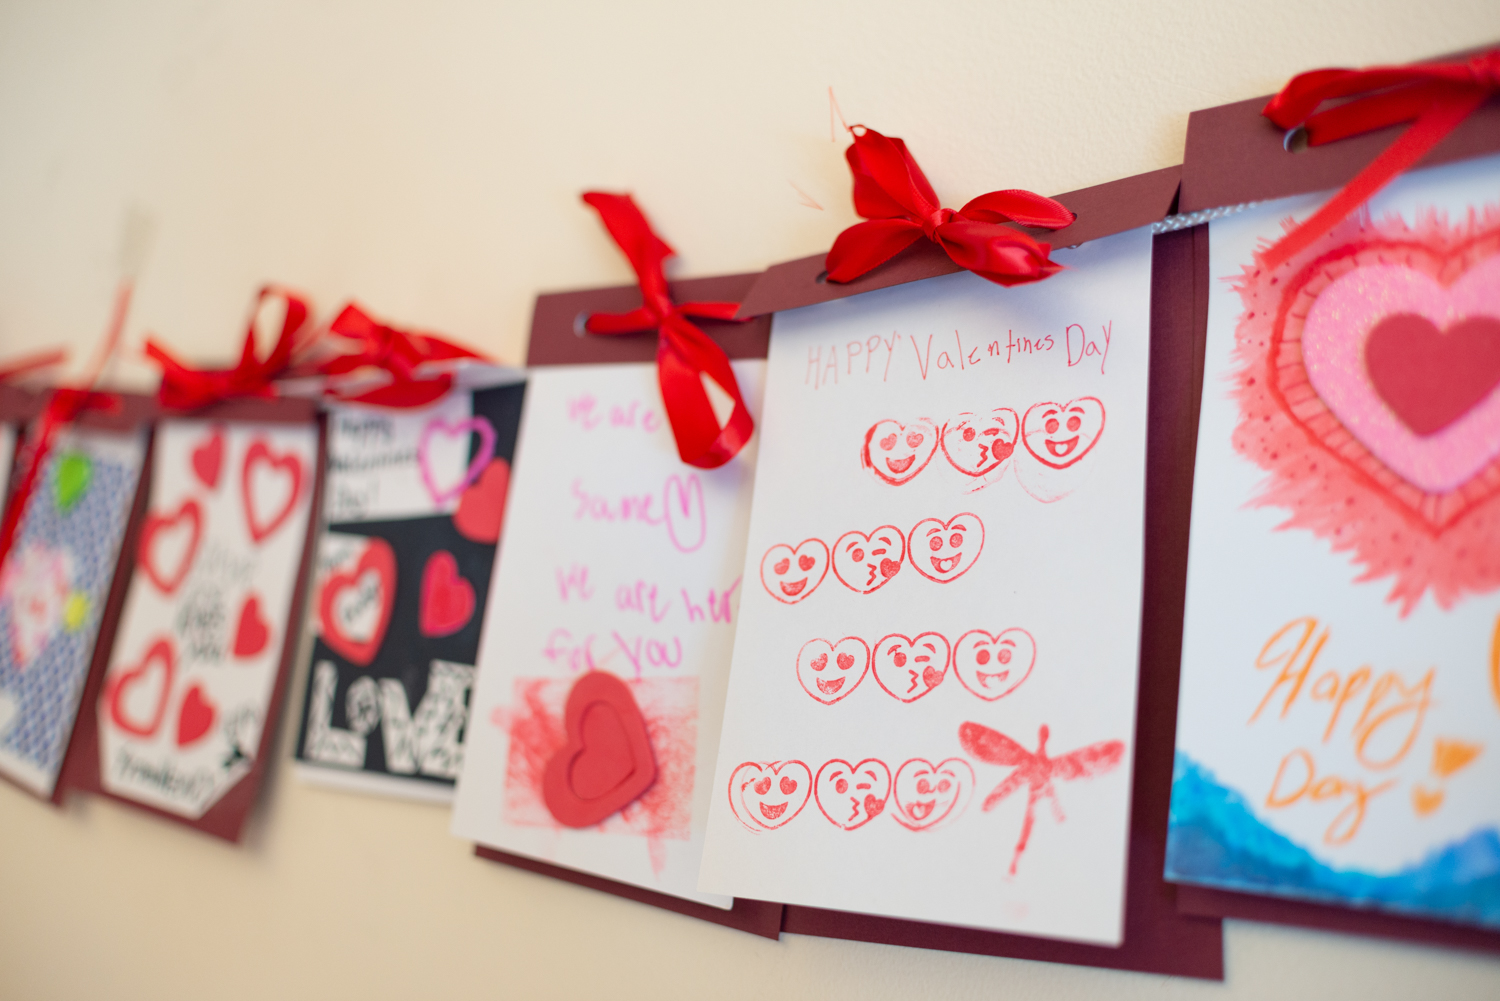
1166 753 1500 929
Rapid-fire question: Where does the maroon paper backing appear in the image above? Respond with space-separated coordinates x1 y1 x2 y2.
62 397 326 842
778 225 1222 981
734 166 1182 318
475 845 784 939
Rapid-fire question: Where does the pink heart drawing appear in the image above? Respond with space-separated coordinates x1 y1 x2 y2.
418 416 497 506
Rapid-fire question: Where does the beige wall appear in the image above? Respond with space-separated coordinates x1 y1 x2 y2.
2 2 1498 998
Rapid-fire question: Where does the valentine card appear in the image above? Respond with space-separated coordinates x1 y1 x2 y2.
295 381 525 801
1166 150 1500 932
0 427 146 798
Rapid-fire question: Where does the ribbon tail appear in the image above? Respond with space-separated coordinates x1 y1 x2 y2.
655 315 753 468
825 219 925 283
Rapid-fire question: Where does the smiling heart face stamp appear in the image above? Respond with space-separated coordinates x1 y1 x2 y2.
861 418 939 485
871 632 951 702
907 513 984 583
891 758 975 831
796 637 870 704
760 539 830 604
814 758 891 830
1022 398 1105 470
831 526 904 593
729 760 812 831
953 628 1036 700
941 409 1019 477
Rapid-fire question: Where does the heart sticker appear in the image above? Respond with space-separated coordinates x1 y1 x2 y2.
419 550 475 637
941 409 1019 477
728 760 812 831
106 638 176 738
232 594 271 659
317 537 397 666
0 542 74 668
907 513 984 583
953 627 1036 701
242 440 304 543
861 418 939 485
175 682 217 747
1021 398 1105 470
138 499 204 595
831 526 905 594
759 539 830 604
453 458 511 544
418 416 497 506
795 636 870 705
814 757 891 830
871 632 951 702
191 430 224 489
541 671 657 828
55 452 92 510
891 757 975 831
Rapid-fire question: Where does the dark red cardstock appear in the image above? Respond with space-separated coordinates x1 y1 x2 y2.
62 396 325 842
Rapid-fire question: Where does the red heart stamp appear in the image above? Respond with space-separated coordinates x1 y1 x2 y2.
175 682 217 747
953 627 1036 701
137 499 203 595
871 631 950 702
1021 398 1106 470
759 539 829 604
106 637 176 738
232 593 271 659
190 429 223 489
891 757 975 831
542 671 657 827
907 513 984 583
453 458 511 544
242 439 304 543
941 409 1019 477
831 525 905 594
795 636 869 705
317 536 397 666
861 418 939 485
419 550 475 637
728 760 812 831
814 758 891 830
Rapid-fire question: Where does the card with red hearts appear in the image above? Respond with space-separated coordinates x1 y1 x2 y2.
1167 152 1500 934
701 228 1156 945
294 382 525 801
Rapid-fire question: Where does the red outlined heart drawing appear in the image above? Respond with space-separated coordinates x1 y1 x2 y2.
760 539 829 604
190 429 224 489
453 458 511 544
242 439 304 543
892 757 975 831
542 671 658 828
831 525 905 594
729 760 812 832
871 631 951 702
175 682 217 747
317 537 397 666
419 550 475 637
907 513 984 583
232 594 271 659
137 499 203 595
106 638 176 738
941 409 1019 478
814 758 891 830
861 418 939 485
953 628 1036 701
1021 398 1105 470
795 636 870 705
418 416 497 507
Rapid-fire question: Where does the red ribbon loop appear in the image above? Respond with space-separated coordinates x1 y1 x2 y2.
825 127 1075 286
321 304 487 408
146 287 312 410
580 191 755 469
1260 49 1500 271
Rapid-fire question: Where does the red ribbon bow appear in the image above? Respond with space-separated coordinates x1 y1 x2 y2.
580 192 755 469
320 303 486 408
145 287 312 410
825 126 1075 286
1260 49 1500 270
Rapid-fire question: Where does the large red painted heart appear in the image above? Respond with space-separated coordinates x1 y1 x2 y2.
941 409 1019 477
317 537 397 666
891 757 974 831
953 627 1036 701
453 458 511 544
242 440 303 544
232 593 271 659
137 499 203 595
190 430 223 489
419 550 475 637
175 682 216 747
542 671 657 828
861 418 939 485
106 638 176 738
870 631 950 702
795 636 869 705
759 538 830 604
814 757 891 830
830 525 904 594
1365 314 1500 437
906 513 984 583
728 760 812 831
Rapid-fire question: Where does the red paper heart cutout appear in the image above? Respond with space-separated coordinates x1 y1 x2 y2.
453 458 511 544
137 499 203 595
1365 314 1500 436
419 550 475 637
232 593 270 658
317 537 397 666
191 430 224 489
542 671 657 827
242 440 303 543
176 682 216 747
106 637 176 737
